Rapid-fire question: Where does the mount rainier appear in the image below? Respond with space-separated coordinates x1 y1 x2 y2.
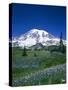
11 29 65 48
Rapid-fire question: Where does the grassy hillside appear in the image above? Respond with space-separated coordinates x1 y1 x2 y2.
12 47 66 86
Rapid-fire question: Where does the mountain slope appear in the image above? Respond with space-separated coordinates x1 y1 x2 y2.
11 29 65 48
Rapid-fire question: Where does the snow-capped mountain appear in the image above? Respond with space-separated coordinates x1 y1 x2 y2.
11 29 65 48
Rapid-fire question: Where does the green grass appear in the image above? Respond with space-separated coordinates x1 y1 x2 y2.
38 71 66 85
12 47 66 86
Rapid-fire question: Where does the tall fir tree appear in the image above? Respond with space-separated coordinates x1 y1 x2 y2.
59 32 65 53
60 32 63 46
22 46 27 56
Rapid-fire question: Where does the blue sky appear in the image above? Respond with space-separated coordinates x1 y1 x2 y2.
12 3 66 39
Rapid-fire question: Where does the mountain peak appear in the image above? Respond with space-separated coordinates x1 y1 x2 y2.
29 29 48 35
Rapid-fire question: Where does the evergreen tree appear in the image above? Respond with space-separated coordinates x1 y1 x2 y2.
59 32 65 53
22 46 27 56
60 32 63 46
